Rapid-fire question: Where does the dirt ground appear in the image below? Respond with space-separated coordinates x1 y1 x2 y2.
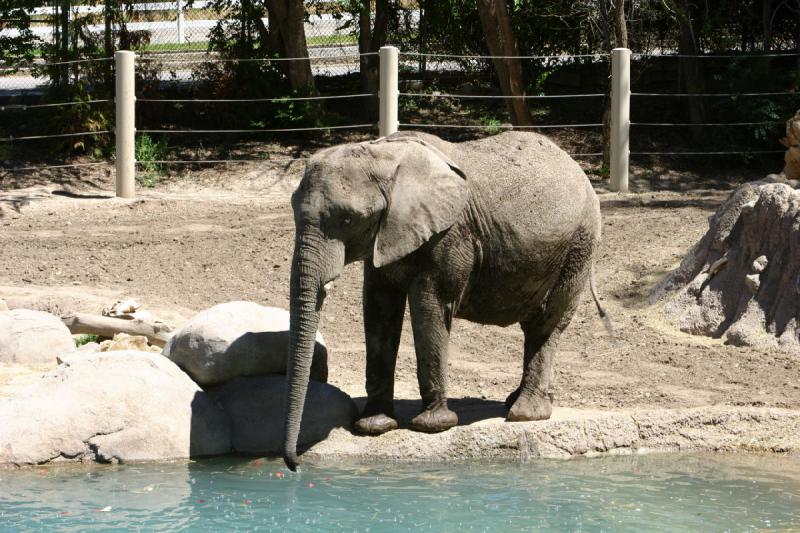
2 148 799 421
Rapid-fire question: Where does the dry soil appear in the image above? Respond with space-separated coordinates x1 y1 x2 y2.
1 151 799 438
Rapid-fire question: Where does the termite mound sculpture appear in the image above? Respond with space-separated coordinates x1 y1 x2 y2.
651 111 800 354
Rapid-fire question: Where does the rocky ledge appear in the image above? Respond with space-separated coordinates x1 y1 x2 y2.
305 405 800 462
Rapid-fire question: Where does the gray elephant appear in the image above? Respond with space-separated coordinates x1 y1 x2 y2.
283 131 607 470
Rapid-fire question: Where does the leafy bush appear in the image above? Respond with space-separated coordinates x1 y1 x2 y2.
135 133 167 187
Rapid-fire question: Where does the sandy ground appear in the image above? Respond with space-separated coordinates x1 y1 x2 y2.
2 150 800 462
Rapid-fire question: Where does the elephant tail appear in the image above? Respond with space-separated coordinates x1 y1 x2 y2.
589 262 616 346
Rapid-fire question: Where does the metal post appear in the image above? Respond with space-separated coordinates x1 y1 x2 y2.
610 47 630 193
379 45 399 137
176 0 185 44
115 50 136 199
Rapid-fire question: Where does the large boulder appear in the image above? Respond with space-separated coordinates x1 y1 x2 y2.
652 176 800 354
0 309 74 365
212 375 356 454
163 301 327 386
0 351 231 465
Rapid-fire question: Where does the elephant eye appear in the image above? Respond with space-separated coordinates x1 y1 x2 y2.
343 217 351 225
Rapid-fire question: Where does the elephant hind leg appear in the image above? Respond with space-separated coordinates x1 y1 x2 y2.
507 248 592 422
506 323 568 422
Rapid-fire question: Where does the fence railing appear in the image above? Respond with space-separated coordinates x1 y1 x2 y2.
2 46 795 198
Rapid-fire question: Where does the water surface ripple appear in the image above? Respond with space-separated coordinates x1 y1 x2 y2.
1 454 799 531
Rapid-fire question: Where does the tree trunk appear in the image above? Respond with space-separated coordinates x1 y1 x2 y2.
676 1 706 142
762 0 775 51
264 0 315 93
601 0 626 170
61 313 175 347
476 0 533 126
358 0 389 122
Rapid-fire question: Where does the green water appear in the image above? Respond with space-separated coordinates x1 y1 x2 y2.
1 454 799 532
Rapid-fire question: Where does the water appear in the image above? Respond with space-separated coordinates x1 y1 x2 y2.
1 454 799 532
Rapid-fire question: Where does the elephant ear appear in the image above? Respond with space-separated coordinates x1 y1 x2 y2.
373 141 468 268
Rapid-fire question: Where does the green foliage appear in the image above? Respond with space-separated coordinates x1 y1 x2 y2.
482 115 502 135
135 133 167 187
0 0 40 65
75 334 103 347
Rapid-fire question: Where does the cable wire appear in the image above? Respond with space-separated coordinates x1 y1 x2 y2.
1 57 113 71
631 150 784 155
633 51 800 59
399 123 603 129
0 131 110 142
0 99 110 111
137 158 307 164
632 121 784 126
139 53 374 65
400 51 607 60
1 162 108 172
399 92 605 99
138 94 376 103
633 91 798 96
138 124 375 134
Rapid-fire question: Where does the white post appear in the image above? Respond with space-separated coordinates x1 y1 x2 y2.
115 50 136 199
379 45 399 137
610 47 630 193
176 0 185 44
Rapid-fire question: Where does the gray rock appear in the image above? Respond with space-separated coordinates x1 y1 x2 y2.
0 309 74 365
212 375 356 454
163 301 327 386
652 178 800 354
0 350 231 465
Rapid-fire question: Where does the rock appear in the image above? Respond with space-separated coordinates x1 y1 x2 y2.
163 301 327 386
781 110 800 181
0 351 231 465
0 309 75 365
745 273 761 293
78 341 100 352
211 375 356 454
652 177 800 353
98 332 161 353
752 255 768 273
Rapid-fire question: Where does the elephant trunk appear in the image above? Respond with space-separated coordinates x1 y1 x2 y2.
283 227 344 471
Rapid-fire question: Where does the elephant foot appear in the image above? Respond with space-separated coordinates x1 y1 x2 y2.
410 405 458 433
354 414 399 435
507 389 553 422
504 387 521 409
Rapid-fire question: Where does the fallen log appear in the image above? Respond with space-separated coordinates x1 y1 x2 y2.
61 313 174 347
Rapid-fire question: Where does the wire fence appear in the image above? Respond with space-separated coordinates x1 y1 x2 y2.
1 47 795 179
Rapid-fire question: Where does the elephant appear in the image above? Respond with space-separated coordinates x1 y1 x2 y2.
282 130 608 470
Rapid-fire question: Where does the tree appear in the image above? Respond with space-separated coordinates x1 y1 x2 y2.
0 0 39 65
264 0 316 92
600 0 627 170
672 0 706 140
358 0 389 120
476 0 533 126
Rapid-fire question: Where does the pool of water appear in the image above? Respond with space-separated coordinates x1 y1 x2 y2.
1 454 799 532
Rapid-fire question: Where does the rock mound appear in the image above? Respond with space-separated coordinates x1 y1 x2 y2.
163 301 327 386
0 309 74 365
212 375 356 454
0 351 231 465
652 176 800 353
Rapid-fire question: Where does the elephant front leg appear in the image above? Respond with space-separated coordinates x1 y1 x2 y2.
408 277 458 433
354 264 406 436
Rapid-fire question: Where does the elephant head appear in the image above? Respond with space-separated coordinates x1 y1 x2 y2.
283 135 468 470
